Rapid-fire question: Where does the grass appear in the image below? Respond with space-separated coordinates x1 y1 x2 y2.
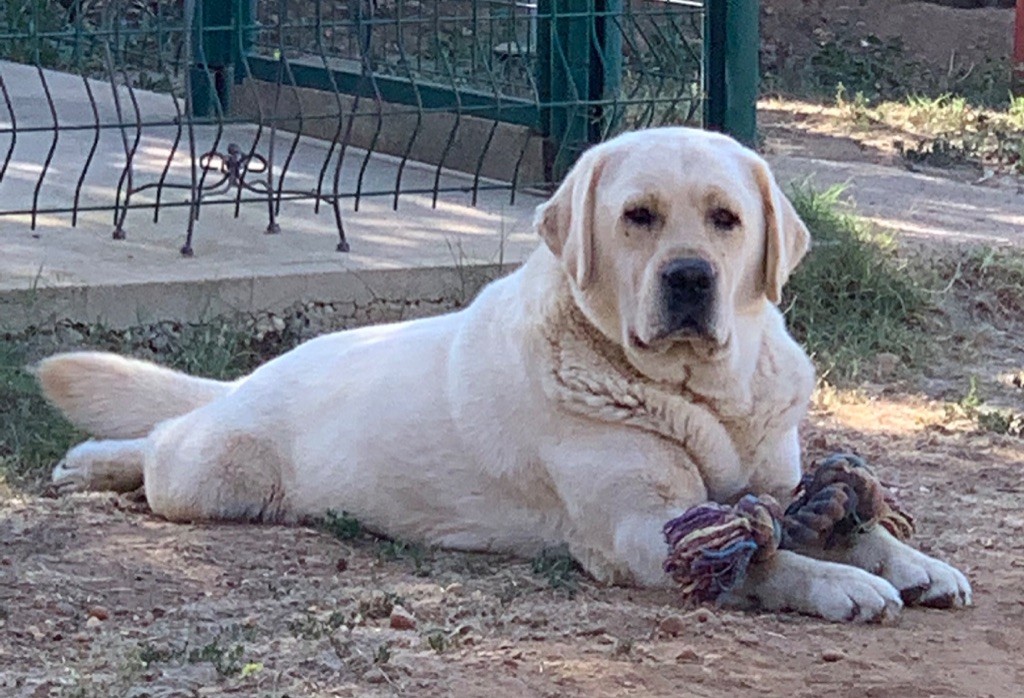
0 339 82 491
0 316 298 492
782 184 930 384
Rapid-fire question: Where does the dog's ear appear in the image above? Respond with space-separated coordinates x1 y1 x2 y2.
752 157 811 305
533 148 606 290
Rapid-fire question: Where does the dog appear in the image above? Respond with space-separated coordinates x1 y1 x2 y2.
37 127 970 621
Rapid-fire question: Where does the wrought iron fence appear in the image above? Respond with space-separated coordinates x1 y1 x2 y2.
0 0 758 256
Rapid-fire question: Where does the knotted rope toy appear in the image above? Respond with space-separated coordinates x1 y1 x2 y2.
783 453 915 549
663 452 915 604
663 494 783 603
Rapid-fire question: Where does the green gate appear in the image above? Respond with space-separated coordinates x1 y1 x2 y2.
222 0 759 180
0 0 759 255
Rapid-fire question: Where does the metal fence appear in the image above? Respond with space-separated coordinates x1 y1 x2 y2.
0 0 758 256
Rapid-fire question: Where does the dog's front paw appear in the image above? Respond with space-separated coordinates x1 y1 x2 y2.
828 527 972 610
729 550 904 623
806 562 904 623
877 544 972 609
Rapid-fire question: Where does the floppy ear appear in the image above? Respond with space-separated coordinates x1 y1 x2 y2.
533 149 605 290
752 158 811 305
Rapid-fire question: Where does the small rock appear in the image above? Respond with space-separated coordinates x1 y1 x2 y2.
444 582 464 596
389 605 417 631
362 667 388 684
675 647 700 663
821 649 846 662
85 616 103 629
87 605 110 621
657 614 687 636
737 632 760 646
691 608 716 624
336 557 349 573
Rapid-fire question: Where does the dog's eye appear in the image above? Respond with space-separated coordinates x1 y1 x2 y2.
709 207 740 231
624 206 657 228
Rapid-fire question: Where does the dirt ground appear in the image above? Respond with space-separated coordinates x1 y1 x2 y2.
2 390 1023 697
3 2 1024 697
759 0 1018 172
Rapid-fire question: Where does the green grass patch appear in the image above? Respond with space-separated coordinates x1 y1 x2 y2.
0 316 297 494
0 339 82 491
783 184 930 384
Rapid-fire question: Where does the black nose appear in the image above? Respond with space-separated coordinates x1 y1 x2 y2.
661 258 714 295
660 257 715 337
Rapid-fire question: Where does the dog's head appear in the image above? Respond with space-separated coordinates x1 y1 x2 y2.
534 127 810 381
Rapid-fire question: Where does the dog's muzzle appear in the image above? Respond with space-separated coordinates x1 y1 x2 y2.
659 257 716 339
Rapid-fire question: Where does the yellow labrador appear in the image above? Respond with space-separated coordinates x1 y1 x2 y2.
38 127 970 621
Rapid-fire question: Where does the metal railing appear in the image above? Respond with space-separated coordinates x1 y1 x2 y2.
0 0 758 256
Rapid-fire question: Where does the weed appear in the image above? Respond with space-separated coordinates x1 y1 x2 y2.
530 546 581 596
318 510 364 541
373 641 393 665
376 539 433 576
784 184 929 383
288 610 348 640
137 642 184 667
188 639 246 677
976 409 1024 437
949 376 1024 437
425 629 449 654
357 591 404 620
952 247 1024 318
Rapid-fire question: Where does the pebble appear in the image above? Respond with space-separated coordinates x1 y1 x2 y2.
821 649 846 662
657 614 687 636
362 668 388 684
675 647 700 663
85 616 103 629
691 608 716 624
444 582 464 596
737 632 760 646
389 605 417 631
87 605 110 621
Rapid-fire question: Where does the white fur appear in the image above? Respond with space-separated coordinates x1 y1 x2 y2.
39 127 969 621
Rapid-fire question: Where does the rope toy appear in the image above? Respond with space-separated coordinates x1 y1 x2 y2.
663 453 915 605
662 494 783 603
784 453 915 548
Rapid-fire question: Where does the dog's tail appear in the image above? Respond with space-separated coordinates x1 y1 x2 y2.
34 351 236 439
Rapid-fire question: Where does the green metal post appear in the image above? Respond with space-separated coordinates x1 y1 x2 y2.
537 0 624 181
704 0 758 147
233 0 256 85
190 0 243 117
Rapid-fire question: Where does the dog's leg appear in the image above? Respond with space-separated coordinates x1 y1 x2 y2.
51 438 147 494
794 527 972 609
720 549 903 622
619 509 904 622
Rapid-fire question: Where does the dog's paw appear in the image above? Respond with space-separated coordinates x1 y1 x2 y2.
879 545 972 609
738 551 904 623
807 563 904 623
50 454 88 495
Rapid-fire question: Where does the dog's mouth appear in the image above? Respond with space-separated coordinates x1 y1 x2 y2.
629 327 731 360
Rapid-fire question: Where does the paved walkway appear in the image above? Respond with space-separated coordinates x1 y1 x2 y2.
1 61 1021 329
